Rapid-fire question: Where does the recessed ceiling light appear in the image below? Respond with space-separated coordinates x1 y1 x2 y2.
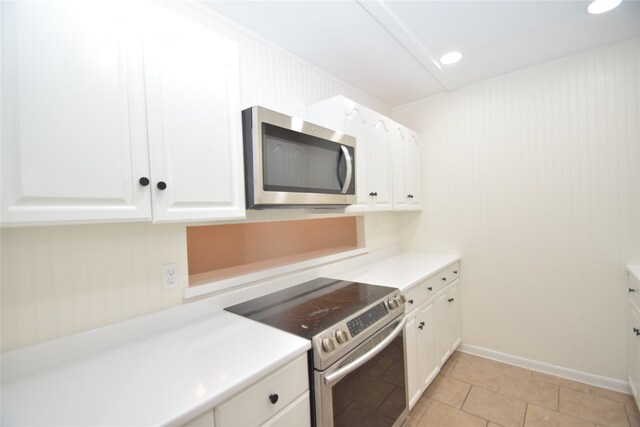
440 51 463 65
587 0 622 14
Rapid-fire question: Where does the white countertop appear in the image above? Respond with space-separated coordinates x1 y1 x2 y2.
334 253 460 292
2 310 309 426
628 264 640 282
1 250 458 426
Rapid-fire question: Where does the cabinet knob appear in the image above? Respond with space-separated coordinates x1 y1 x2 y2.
441 277 447 282
269 393 279 404
630 288 637 293
453 270 458 275
138 177 150 187
427 286 433 291
408 299 414 304
157 181 167 190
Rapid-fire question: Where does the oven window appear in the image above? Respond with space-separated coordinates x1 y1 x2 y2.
331 333 406 427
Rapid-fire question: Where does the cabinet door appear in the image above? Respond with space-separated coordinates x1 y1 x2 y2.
629 303 640 406
368 117 393 211
404 312 421 408
144 7 245 222
405 133 422 210
343 102 371 212
416 301 438 389
435 291 450 367
391 126 408 211
1 1 151 226
448 282 462 351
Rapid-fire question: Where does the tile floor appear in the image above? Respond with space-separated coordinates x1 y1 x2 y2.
409 351 640 427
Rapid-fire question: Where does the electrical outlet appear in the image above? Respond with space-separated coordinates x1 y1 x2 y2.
162 263 179 290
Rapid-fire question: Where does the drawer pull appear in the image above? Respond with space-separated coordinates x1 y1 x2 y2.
453 270 458 274
408 299 414 304
418 322 425 330
630 288 637 293
427 286 433 291
448 298 455 303
441 277 447 282
269 394 279 404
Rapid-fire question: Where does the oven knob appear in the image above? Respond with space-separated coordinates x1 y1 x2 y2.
322 337 336 352
388 298 399 309
394 296 404 306
397 295 406 304
335 329 349 344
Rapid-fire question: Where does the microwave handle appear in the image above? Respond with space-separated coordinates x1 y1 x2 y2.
340 146 353 194
323 316 406 386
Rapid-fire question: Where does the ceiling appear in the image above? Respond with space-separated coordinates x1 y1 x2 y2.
202 0 640 108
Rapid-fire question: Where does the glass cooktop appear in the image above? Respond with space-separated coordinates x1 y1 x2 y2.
225 277 397 340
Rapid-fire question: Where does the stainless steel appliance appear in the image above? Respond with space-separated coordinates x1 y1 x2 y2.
226 278 408 427
242 106 356 209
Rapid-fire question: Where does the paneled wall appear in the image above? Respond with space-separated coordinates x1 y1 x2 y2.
393 38 640 380
0 2 400 351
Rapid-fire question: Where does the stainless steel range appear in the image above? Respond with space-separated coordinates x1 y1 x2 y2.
226 277 408 427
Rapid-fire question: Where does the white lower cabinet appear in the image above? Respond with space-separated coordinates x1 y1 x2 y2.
404 263 461 409
214 354 310 427
628 269 640 411
404 299 438 408
435 281 462 367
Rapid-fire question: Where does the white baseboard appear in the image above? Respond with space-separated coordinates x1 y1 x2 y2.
458 344 631 394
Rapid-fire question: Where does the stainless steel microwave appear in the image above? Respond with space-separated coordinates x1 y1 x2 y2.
242 106 356 209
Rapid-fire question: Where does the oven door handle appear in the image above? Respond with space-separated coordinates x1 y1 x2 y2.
323 316 406 386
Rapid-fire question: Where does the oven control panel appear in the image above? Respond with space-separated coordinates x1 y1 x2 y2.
312 289 405 370
347 302 388 337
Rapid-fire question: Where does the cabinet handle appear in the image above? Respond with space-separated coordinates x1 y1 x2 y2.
634 328 640 336
157 181 167 190
448 298 455 303
369 192 378 197
427 286 433 291
441 277 447 282
453 270 458 275
408 299 414 304
138 177 150 187
407 194 414 199
418 322 425 330
269 394 279 404
630 288 638 293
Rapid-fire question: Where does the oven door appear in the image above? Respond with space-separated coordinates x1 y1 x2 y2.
314 316 408 427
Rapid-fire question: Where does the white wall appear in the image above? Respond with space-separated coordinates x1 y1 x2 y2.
393 38 640 380
0 1 401 351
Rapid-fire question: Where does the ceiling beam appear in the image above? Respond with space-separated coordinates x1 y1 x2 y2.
356 0 459 92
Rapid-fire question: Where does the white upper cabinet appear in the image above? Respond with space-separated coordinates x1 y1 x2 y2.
143 7 244 222
305 96 393 212
1 1 151 225
391 122 422 211
1 1 245 226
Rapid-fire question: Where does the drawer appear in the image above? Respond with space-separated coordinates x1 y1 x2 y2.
215 354 308 427
404 277 438 311
262 392 310 427
629 271 640 308
446 263 461 283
